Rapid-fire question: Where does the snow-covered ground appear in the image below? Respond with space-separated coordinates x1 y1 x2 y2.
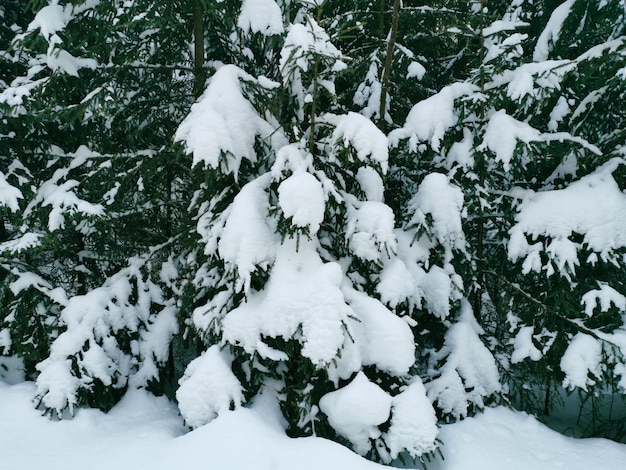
2 378 626 470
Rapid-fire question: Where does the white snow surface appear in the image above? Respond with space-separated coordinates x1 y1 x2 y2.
581 283 626 317
27 2 99 76
327 112 389 173
8 269 67 306
27 0 100 42
28 4 72 42
508 159 626 272
407 61 426 80
445 127 474 169
480 110 541 171
427 303 501 419
222 239 351 367
217 174 279 294
483 19 530 37
389 82 477 152
36 178 104 232
385 378 438 460
511 326 543 363
278 17 345 118
356 166 385 202
271 143 314 178
34 269 177 415
0 171 23 212
221 236 417 381
278 172 326 233
408 172 466 260
47 48 98 77
549 95 571 131
175 65 277 175
346 289 416 376
495 60 573 102
429 406 626 470
480 109 600 172
280 18 344 76
353 58 385 121
237 0 284 36
560 333 604 391
420 265 455 319
377 258 415 308
533 0 576 61
2 380 626 470
346 201 396 262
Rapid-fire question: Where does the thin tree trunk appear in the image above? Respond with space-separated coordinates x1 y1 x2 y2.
0 216 6 242
378 0 400 131
378 0 386 38
543 375 551 415
308 7 324 156
76 235 87 295
309 56 319 156
193 0 206 99
473 0 486 323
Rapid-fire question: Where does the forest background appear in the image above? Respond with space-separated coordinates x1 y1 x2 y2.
1 0 625 465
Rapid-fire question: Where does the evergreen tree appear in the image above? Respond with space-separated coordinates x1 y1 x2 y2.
0 0 194 409
389 0 626 424
174 1 440 462
498 0 626 419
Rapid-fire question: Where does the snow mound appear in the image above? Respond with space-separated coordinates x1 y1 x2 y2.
176 346 244 428
2 382 626 469
429 406 626 470
385 378 438 460
320 372 393 455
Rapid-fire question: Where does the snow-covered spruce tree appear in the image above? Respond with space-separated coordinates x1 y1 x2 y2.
377 0 508 422
0 0 102 377
498 0 626 421
174 0 439 463
390 0 626 423
0 0 194 411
